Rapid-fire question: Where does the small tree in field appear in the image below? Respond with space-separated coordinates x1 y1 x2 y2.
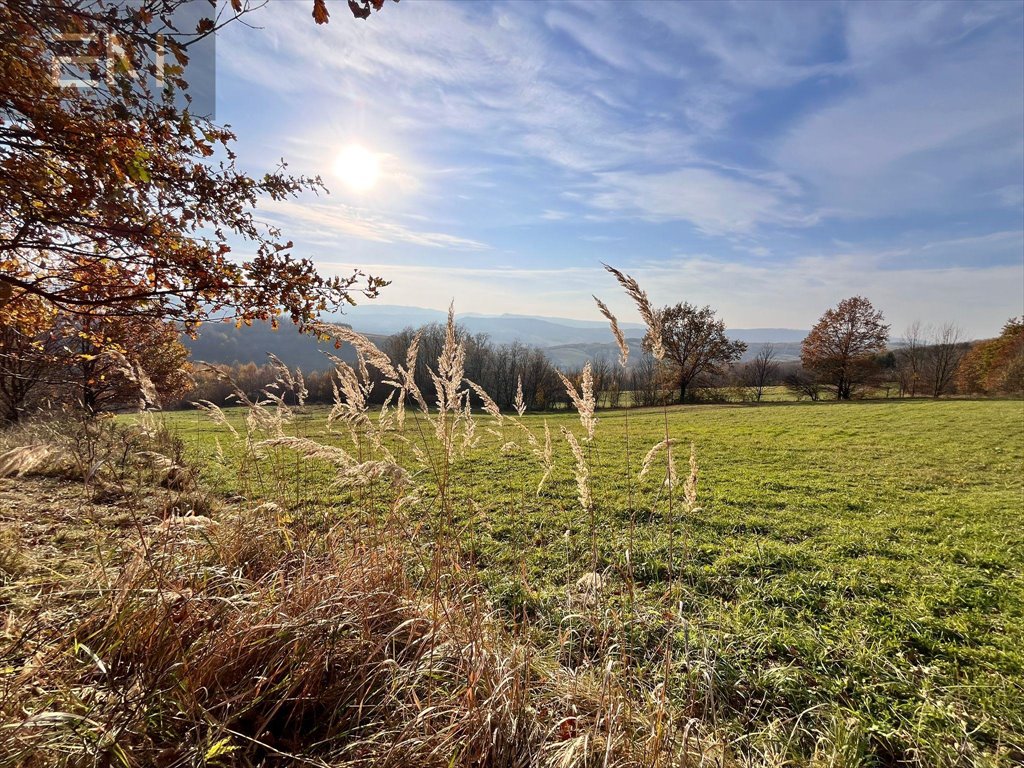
802 296 890 400
785 366 822 401
646 303 746 404
743 343 779 402
924 323 967 397
896 321 926 397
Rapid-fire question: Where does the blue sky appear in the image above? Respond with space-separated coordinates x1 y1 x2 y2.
216 0 1024 336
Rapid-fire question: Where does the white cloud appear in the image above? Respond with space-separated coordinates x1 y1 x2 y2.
778 59 1020 178
637 1 845 89
217 4 825 238
843 1 1019 67
993 185 1024 209
318 230 1023 339
219 0 1023 230
218 2 701 183
588 168 811 235
541 209 570 221
544 8 633 71
260 199 487 251
917 229 1023 256
776 4 1024 216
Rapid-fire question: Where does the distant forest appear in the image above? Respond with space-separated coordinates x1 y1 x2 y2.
175 317 1023 411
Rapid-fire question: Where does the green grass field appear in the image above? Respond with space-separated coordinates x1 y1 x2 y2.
164 398 1024 764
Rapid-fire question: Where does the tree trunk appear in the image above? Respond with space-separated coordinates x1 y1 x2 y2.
837 378 852 400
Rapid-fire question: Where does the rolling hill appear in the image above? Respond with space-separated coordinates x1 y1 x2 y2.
184 321 383 371
184 306 808 371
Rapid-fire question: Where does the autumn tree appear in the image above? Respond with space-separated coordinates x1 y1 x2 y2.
0 0 391 341
1 295 191 417
956 318 1024 395
646 303 746 403
0 294 60 422
56 311 193 413
801 296 890 400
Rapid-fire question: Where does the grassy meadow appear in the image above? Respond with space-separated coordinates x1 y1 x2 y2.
162 396 1024 765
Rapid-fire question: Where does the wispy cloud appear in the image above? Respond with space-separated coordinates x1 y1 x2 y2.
259 199 488 251
540 209 570 221
323 242 1022 339
588 167 813 235
776 2 1023 216
216 0 1023 333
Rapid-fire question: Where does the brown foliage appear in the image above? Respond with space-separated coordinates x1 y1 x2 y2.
0 0 388 341
801 296 890 400
1 291 191 418
57 312 193 413
314 0 396 24
646 303 746 403
0 295 59 422
956 317 1024 395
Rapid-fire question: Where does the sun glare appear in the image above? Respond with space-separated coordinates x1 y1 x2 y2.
334 144 380 192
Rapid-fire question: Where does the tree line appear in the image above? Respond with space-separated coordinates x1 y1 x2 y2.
178 322 671 412
0 298 191 423
792 298 1021 400
4 291 1021 423
174 299 1022 415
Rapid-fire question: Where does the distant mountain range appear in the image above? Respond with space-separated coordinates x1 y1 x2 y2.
330 304 807 347
185 321 381 372
185 305 809 371
325 304 648 347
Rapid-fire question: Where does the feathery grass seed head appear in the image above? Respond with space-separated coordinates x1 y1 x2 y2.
593 295 629 369
603 263 664 361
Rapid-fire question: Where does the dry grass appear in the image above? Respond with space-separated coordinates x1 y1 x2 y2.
0 470 715 768
0 272 728 767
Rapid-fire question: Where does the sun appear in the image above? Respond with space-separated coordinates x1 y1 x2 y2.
334 144 380 192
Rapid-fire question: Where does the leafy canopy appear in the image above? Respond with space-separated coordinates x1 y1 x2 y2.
0 0 393 339
645 302 746 403
956 317 1024 395
801 296 890 400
